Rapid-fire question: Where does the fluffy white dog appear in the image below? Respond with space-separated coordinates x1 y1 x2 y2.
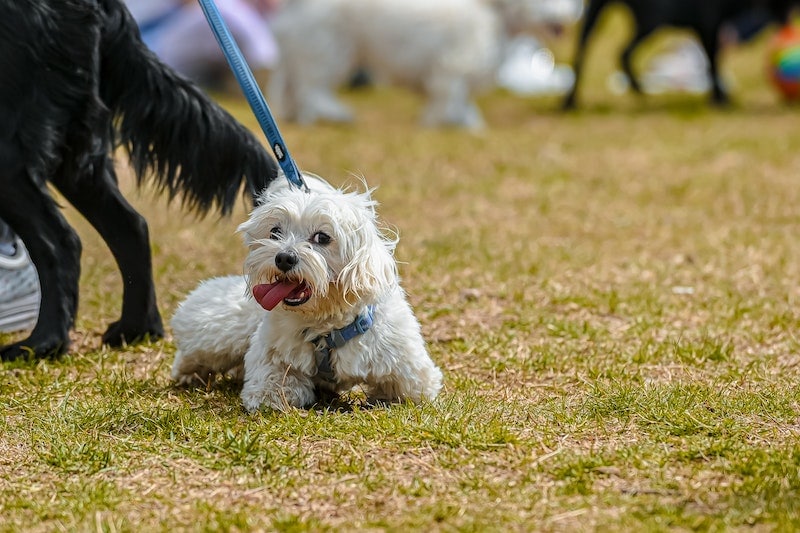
171 175 443 411
268 0 582 129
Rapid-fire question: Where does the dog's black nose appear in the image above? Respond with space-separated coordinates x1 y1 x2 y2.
275 251 299 272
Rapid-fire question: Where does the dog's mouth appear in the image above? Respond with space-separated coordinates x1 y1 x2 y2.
252 280 312 310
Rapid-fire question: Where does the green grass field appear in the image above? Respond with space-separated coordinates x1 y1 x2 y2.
3 11 800 531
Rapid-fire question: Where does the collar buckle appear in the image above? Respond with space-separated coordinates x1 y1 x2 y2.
311 305 375 383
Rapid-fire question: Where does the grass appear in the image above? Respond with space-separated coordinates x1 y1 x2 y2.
3 10 800 531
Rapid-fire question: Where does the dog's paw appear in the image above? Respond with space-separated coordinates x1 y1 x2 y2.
171 371 210 387
102 317 164 347
561 96 577 111
240 388 290 412
1 334 69 361
240 390 266 413
171 356 214 387
240 384 316 413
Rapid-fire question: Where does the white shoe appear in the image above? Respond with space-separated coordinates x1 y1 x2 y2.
0 239 40 333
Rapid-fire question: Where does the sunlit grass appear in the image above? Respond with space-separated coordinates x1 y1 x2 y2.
3 10 800 531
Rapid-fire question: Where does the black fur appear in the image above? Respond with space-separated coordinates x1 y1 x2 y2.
562 0 793 109
0 0 278 359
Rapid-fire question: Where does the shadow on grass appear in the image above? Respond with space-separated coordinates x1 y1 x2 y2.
171 375 392 414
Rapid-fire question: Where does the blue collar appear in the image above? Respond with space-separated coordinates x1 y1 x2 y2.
311 305 375 383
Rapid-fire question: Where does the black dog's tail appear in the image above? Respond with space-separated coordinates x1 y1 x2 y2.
97 0 277 214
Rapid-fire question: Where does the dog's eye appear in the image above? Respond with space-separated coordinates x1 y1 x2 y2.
270 226 282 240
311 232 331 245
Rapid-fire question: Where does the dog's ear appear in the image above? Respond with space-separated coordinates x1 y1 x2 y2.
337 192 398 301
237 201 275 248
237 217 255 247
237 215 264 248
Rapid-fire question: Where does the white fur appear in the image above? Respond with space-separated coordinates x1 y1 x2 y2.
268 0 580 129
171 175 443 411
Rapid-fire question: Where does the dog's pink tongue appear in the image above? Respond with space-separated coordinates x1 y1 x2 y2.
253 281 302 311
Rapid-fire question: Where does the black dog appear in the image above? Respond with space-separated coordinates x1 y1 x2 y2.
0 0 279 360
562 0 791 109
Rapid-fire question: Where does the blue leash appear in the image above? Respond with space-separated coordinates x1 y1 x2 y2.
197 0 308 192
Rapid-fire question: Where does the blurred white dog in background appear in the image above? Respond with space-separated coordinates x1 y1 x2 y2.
267 0 582 129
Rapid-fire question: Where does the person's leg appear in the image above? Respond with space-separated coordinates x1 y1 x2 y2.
0 219 40 334
151 0 278 87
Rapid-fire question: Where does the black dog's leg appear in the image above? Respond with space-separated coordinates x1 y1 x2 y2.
51 151 164 348
562 0 610 110
698 28 728 106
620 25 656 95
0 148 81 360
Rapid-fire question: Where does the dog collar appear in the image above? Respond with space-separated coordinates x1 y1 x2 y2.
311 305 375 383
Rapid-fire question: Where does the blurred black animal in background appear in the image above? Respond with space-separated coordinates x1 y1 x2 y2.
562 0 795 108
0 0 278 360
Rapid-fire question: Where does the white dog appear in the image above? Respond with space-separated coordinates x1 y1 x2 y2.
268 0 582 129
170 175 443 411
